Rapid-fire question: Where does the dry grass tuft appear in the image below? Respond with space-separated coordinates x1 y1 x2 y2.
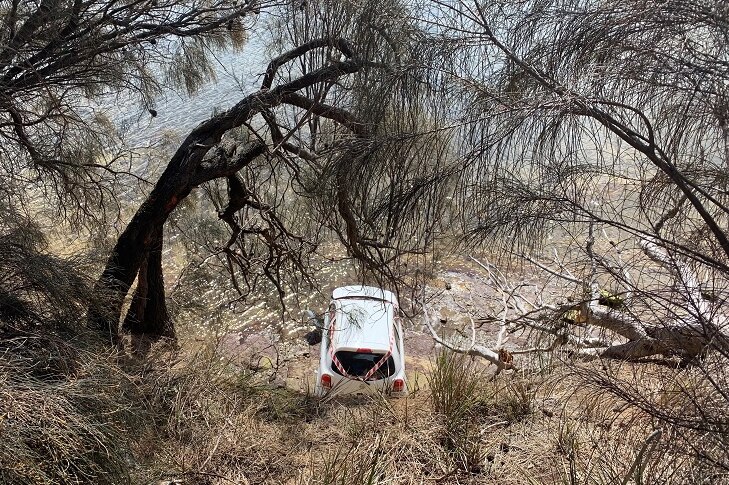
0 336 136 484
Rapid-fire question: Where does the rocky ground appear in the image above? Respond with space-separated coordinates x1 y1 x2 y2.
207 254 557 394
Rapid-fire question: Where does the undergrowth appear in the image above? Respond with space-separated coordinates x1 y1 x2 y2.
2 332 727 484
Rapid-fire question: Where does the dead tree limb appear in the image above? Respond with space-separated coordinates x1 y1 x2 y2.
419 288 514 371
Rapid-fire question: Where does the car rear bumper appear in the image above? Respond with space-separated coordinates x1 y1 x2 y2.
314 371 408 398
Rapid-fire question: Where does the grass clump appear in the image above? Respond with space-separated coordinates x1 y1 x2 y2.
484 375 536 424
427 349 487 474
305 436 389 485
0 336 138 484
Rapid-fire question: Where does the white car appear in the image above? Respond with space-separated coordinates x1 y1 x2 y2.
315 285 407 397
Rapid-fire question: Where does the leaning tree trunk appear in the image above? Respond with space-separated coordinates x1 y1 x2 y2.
87 40 364 344
86 138 250 343
87 171 192 344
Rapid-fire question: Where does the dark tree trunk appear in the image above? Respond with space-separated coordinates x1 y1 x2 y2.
87 48 363 344
87 172 191 344
122 225 174 338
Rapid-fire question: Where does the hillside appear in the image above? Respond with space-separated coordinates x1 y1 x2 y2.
2 0 729 483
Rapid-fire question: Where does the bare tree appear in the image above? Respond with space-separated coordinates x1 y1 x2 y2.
413 0 729 361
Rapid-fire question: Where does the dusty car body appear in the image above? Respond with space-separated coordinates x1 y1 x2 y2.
315 285 407 397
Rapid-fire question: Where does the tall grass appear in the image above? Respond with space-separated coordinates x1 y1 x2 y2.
427 349 486 474
0 336 139 484
305 436 389 485
2 328 725 484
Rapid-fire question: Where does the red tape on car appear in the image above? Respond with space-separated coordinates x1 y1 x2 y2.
328 310 394 381
328 313 351 377
362 333 395 380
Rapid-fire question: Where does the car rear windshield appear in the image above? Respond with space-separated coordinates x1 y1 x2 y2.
332 351 396 380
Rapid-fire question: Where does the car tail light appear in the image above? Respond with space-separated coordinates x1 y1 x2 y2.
392 378 404 392
356 348 372 353
321 374 332 388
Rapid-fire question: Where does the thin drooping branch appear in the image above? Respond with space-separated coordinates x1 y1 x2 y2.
472 10 729 261
0 0 265 228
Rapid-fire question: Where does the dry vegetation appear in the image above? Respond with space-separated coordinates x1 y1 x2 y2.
2 321 726 484
3 1 729 483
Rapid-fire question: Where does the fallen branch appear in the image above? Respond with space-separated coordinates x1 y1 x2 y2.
420 295 513 370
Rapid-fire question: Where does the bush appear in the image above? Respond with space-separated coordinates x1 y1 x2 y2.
0 338 137 484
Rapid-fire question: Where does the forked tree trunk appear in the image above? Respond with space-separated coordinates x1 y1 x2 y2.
122 225 174 338
87 41 363 344
87 181 186 344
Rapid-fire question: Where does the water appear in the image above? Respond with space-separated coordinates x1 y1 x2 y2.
113 37 270 148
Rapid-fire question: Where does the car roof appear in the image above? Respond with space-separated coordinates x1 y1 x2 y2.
330 298 394 352
332 285 398 306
